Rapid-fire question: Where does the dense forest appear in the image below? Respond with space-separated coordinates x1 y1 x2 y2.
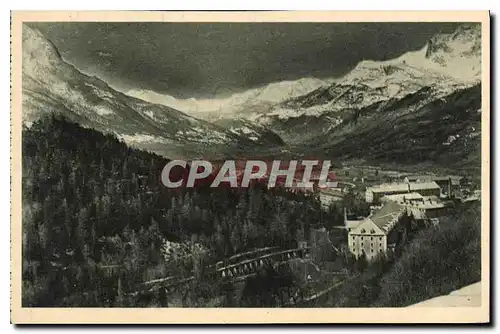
21 115 345 307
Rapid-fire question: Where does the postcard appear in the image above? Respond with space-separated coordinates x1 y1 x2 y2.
10 10 490 324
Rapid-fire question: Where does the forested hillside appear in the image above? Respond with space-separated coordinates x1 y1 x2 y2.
22 116 341 307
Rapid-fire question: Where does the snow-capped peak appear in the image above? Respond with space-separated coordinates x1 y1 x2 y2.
423 23 481 81
342 23 481 88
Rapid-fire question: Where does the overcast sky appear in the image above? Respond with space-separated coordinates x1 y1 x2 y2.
31 22 460 98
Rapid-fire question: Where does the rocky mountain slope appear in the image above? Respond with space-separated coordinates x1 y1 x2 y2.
22 25 281 159
212 118 285 146
312 84 481 170
254 24 480 137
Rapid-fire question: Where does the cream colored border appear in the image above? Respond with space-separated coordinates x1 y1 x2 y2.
10 10 490 324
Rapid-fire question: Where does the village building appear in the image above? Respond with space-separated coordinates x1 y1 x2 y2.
404 175 462 198
407 198 448 219
346 175 461 263
348 201 406 261
462 189 481 203
381 192 451 221
382 192 425 204
365 181 441 204
286 169 338 194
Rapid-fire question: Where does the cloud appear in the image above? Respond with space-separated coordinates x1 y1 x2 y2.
30 22 460 99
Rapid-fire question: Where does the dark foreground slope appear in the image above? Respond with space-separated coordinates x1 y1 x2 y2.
22 116 336 307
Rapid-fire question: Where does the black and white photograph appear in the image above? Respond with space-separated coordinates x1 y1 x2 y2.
10 10 490 324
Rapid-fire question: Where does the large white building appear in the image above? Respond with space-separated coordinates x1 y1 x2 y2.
348 201 405 261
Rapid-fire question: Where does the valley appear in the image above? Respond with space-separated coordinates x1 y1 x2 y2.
125 25 480 172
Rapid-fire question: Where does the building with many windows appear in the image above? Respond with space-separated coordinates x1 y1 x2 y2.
348 201 406 261
404 175 462 198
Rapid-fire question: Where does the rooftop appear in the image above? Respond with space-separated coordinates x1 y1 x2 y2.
406 175 462 185
319 187 342 195
409 196 447 209
370 201 406 232
382 192 424 203
351 201 406 235
368 181 440 194
345 219 363 230
383 193 448 210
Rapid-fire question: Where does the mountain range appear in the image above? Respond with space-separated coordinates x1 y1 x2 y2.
22 23 482 170
22 25 285 159
252 25 481 146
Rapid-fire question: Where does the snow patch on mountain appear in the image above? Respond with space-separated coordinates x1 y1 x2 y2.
126 77 328 120
126 89 227 115
122 24 481 143
94 106 114 116
118 133 168 144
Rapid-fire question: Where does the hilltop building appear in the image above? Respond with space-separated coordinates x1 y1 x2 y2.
365 181 441 204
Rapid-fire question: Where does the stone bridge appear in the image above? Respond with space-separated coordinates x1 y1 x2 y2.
141 247 310 294
217 247 309 278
